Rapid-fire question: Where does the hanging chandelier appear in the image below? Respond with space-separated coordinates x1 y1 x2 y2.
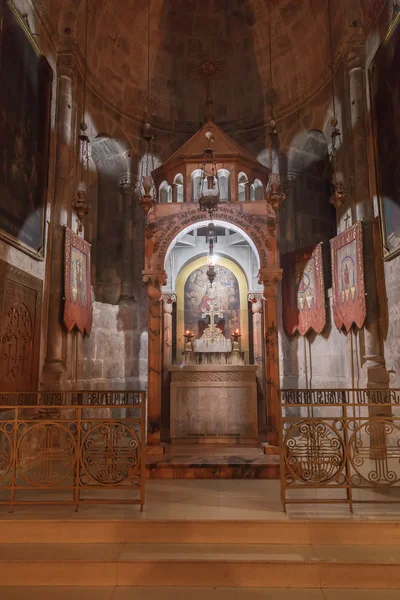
206 222 217 286
139 0 156 216
139 122 157 216
198 130 220 219
72 0 91 232
267 1 278 139
327 0 347 210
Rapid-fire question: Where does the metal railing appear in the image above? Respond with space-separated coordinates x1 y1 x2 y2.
280 389 400 512
0 391 146 511
0 390 143 406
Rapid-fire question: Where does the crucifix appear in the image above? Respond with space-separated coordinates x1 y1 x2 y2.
202 300 223 328
201 300 224 340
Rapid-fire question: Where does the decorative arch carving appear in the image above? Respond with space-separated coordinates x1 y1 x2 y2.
144 202 278 278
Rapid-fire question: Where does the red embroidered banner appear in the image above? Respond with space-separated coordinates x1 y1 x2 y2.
330 221 366 332
64 227 93 336
282 243 326 336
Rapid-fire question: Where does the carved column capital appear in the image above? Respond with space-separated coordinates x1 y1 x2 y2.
143 270 167 301
57 53 76 80
346 47 365 72
258 268 283 298
248 293 263 314
162 293 176 314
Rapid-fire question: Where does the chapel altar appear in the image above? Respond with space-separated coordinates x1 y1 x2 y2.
143 111 282 450
169 365 258 443
145 118 278 447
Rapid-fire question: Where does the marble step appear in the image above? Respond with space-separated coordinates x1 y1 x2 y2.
1 543 400 587
0 589 399 600
1 519 400 545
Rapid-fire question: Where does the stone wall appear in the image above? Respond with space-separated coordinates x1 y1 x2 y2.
79 298 147 390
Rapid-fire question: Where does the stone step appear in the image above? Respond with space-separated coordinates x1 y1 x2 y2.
0 543 400 588
145 451 279 479
1 519 400 545
0 588 399 600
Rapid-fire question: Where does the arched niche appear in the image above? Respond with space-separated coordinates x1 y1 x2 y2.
91 134 130 303
175 255 249 359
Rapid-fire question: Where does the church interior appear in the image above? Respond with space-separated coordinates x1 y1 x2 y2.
1 0 400 597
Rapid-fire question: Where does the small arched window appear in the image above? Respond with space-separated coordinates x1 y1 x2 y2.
174 173 184 203
159 181 172 203
217 168 230 202
252 178 263 201
191 169 203 203
238 172 248 202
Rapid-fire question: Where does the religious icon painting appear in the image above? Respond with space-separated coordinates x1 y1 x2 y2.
369 12 400 259
64 227 93 336
330 221 366 332
0 1 53 257
282 243 326 336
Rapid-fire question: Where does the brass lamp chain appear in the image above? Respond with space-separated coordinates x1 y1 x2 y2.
147 0 151 121
328 0 337 122
268 1 273 105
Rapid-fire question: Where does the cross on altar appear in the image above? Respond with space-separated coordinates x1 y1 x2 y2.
201 300 223 328
344 213 351 230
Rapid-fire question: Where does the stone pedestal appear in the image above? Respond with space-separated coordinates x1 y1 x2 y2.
169 365 258 444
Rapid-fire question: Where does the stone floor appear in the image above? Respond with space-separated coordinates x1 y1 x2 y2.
0 589 399 599
0 479 400 520
0 589 399 600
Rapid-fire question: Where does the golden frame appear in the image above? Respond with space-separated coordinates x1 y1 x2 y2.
368 12 400 261
0 1 52 260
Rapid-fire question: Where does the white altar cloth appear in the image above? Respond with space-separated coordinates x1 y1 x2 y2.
193 338 232 353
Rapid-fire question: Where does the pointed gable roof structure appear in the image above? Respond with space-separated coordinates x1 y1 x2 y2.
153 119 269 189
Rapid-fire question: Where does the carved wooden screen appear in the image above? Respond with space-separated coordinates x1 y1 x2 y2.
0 259 42 391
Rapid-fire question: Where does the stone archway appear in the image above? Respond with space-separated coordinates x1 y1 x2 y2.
143 201 282 448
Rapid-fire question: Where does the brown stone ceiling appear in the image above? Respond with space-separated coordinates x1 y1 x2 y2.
39 0 377 132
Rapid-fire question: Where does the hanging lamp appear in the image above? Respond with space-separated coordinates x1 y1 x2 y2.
327 0 347 210
198 130 220 219
139 0 157 216
72 0 91 233
265 2 285 211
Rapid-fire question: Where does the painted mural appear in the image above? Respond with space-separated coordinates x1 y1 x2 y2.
184 265 240 339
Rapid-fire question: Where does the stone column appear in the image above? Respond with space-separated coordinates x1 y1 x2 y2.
258 268 283 446
119 173 135 301
347 48 388 388
43 54 75 383
143 270 167 446
162 293 176 368
249 293 265 430
245 181 251 202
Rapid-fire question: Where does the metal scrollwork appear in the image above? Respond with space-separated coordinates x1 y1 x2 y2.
284 420 345 484
348 420 400 486
80 422 141 486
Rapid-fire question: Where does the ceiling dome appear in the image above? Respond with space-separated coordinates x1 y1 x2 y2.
41 0 372 132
